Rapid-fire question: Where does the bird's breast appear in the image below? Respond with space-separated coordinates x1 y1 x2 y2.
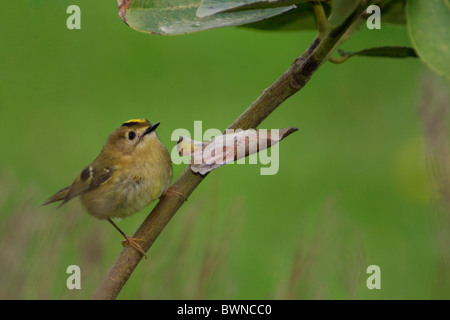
81 143 173 220
113 155 172 218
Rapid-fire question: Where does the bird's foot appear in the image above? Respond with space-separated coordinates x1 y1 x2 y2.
162 186 187 201
122 235 147 259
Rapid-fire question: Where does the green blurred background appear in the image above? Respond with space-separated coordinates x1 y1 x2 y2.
0 1 448 299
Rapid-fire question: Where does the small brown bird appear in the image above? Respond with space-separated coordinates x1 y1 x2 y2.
43 119 174 257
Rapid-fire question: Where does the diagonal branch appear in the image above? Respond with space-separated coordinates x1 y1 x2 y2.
91 0 370 300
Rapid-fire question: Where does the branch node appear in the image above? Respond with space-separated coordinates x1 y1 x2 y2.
290 75 303 89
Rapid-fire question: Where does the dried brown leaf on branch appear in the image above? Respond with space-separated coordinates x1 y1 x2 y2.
177 127 298 175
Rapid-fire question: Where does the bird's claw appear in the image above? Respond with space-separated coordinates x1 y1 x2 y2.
122 236 147 258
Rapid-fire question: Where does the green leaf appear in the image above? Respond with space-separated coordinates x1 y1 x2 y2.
243 0 406 33
379 0 406 25
328 0 361 28
242 2 331 31
407 0 450 79
119 0 296 35
338 46 418 59
197 0 302 18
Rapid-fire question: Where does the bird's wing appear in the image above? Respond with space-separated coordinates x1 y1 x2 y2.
57 164 115 207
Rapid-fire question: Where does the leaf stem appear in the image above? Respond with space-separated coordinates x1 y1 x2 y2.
311 1 328 37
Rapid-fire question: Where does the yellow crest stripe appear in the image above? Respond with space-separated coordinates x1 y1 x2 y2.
121 119 150 127
123 119 147 124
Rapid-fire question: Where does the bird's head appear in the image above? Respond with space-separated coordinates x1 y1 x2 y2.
104 119 161 156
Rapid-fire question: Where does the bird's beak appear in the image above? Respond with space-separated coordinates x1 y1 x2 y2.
142 122 160 137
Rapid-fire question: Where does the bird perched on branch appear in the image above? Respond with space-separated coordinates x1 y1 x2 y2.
43 119 176 257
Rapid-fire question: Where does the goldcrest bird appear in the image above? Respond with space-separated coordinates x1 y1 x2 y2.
43 119 174 257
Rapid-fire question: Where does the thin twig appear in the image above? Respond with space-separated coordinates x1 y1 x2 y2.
91 0 370 300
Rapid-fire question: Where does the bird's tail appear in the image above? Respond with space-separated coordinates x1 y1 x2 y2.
42 186 71 207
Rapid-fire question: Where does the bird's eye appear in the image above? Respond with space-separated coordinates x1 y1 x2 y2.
128 131 136 140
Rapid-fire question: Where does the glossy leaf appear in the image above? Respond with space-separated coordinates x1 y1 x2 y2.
118 0 296 35
197 0 302 18
407 0 450 79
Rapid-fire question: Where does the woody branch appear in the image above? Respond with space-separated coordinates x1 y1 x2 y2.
91 1 371 300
